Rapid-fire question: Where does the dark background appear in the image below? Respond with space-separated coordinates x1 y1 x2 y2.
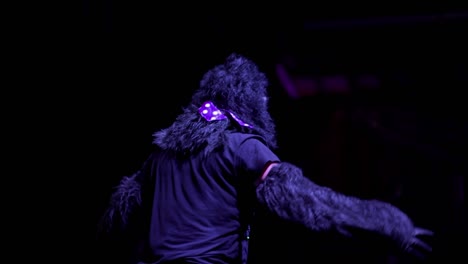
17 2 467 263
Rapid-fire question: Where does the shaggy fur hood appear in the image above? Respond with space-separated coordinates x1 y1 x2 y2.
153 53 278 156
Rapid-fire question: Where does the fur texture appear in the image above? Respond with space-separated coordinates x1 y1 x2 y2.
153 53 277 157
256 162 428 253
100 171 143 233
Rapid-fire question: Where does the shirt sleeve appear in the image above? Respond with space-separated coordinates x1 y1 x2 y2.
236 136 281 184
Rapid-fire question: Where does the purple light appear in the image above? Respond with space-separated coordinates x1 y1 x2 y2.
198 101 253 128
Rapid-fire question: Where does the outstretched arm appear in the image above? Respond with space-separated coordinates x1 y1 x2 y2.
256 162 432 258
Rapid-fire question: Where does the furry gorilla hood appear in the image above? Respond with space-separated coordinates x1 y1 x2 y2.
153 53 278 156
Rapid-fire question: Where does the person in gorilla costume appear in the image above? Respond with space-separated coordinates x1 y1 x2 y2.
98 53 433 264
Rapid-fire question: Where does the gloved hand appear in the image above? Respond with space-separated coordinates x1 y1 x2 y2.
401 227 433 260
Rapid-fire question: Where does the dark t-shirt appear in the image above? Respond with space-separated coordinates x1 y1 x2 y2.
142 132 279 264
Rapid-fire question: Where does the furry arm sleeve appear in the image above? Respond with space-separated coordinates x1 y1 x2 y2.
100 170 145 233
99 154 155 235
256 162 432 257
